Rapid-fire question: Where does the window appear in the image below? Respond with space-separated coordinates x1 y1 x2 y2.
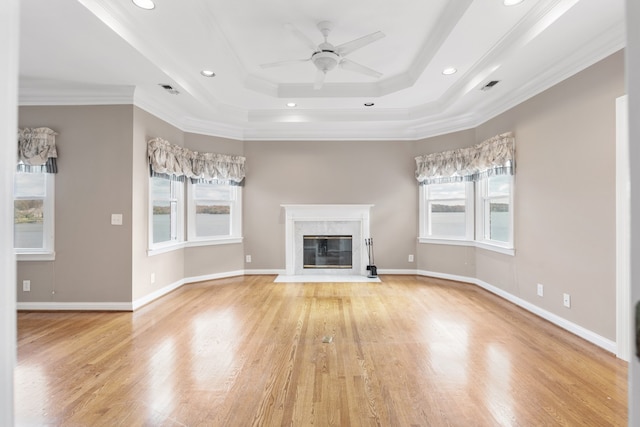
149 175 183 250
421 182 473 240
14 172 55 259
188 182 242 244
477 174 513 247
415 132 515 253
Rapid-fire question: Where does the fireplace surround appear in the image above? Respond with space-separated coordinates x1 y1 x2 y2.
281 204 373 276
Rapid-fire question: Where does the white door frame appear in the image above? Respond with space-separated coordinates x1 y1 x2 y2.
616 95 630 361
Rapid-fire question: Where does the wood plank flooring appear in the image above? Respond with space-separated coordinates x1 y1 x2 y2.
15 275 628 426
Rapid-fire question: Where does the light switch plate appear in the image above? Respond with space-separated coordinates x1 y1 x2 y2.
111 214 123 225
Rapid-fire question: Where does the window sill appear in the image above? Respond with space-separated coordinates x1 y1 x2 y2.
418 237 514 256
186 237 243 247
147 242 185 257
16 251 56 261
418 237 473 247
474 241 515 256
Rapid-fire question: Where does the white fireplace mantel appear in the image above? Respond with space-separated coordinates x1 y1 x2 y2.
281 204 373 276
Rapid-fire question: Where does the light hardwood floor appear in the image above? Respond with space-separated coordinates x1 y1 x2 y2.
16 275 627 426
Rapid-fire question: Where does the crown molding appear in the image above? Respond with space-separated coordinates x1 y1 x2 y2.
19 83 135 106
17 21 625 142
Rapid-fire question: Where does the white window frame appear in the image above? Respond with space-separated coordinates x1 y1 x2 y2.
148 175 184 255
418 176 515 255
14 172 55 261
475 174 514 253
419 182 474 242
187 182 243 246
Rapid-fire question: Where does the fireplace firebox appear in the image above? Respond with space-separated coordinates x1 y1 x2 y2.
303 235 353 269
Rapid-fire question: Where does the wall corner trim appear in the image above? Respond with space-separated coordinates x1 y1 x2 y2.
415 269 617 354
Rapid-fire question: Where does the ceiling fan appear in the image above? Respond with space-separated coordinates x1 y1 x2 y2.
260 21 385 90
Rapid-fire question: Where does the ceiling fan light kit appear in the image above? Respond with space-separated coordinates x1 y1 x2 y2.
261 21 385 90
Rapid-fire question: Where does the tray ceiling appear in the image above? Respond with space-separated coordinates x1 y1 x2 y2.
18 0 625 140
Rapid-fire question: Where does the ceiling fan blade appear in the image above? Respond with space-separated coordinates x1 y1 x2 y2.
260 58 310 68
313 69 326 90
339 59 383 79
335 31 385 56
284 23 318 52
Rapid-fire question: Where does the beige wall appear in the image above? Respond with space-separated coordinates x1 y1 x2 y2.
242 139 419 271
416 50 625 340
18 105 134 303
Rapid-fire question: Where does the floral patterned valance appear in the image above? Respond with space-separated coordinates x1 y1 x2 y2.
17 127 58 173
415 132 514 185
147 137 245 184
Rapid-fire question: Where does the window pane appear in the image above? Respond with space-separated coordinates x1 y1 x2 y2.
428 182 466 199
14 173 45 197
195 202 230 236
151 176 171 199
14 199 44 248
195 183 232 200
488 175 510 197
488 198 510 242
153 201 171 243
429 201 466 237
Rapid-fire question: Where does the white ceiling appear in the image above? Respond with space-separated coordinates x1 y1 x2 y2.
18 0 625 141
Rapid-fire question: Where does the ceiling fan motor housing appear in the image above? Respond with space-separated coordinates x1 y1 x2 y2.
312 50 339 72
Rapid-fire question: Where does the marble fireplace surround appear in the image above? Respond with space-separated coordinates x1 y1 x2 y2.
281 204 373 276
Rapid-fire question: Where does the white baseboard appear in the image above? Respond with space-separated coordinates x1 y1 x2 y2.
17 301 133 311
244 269 285 275
132 270 246 310
131 279 185 311
185 270 245 284
416 269 617 354
377 268 418 275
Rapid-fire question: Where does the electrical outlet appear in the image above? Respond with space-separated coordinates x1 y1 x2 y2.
23 280 31 292
151 273 155 284
246 255 252 263
408 254 414 262
563 293 571 308
537 283 544 297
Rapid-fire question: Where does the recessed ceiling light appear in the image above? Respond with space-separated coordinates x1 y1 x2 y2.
364 102 375 107
503 0 524 5
132 0 155 10
442 67 457 75
286 102 297 107
200 70 215 77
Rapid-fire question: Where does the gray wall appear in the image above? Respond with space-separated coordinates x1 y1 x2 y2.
242 140 419 271
131 107 186 301
416 50 625 341
131 110 247 300
18 105 134 303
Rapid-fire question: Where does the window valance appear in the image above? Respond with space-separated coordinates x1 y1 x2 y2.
17 127 58 173
147 137 246 185
415 132 514 185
